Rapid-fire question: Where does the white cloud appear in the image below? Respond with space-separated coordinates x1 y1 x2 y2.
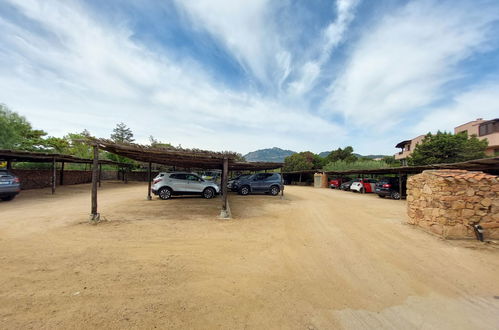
173 0 290 86
0 0 343 154
324 0 499 129
288 0 359 95
411 82 499 135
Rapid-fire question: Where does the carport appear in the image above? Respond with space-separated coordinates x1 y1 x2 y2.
85 139 283 220
0 149 130 194
284 156 499 198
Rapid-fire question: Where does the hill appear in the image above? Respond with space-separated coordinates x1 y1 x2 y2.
244 147 296 162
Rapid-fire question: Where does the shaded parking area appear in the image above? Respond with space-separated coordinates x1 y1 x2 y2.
1 183 499 329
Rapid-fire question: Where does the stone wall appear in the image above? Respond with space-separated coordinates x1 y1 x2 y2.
407 170 499 240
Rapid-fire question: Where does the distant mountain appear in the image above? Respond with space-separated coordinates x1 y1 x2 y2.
318 151 330 158
244 147 296 162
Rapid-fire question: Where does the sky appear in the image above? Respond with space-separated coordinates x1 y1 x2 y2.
1 0 499 156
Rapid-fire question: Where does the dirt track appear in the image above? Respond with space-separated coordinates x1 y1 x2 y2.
1 182 499 329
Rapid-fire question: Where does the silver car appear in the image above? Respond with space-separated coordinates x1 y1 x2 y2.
151 172 220 200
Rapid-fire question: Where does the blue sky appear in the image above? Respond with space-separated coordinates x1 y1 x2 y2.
1 0 499 155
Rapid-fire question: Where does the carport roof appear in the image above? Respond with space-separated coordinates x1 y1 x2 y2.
0 149 130 166
87 138 283 171
283 156 499 176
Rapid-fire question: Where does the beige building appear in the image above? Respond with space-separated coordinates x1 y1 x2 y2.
454 118 499 155
394 134 425 165
394 118 499 165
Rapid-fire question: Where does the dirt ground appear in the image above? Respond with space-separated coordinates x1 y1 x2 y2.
1 182 499 329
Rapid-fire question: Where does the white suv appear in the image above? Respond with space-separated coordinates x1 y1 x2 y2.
152 172 220 200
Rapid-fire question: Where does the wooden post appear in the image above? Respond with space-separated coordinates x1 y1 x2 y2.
124 166 128 184
98 163 102 187
90 145 100 221
147 161 152 200
398 172 403 200
51 157 56 194
299 172 302 183
59 161 65 186
361 174 365 194
6 160 12 170
220 158 230 218
280 167 284 198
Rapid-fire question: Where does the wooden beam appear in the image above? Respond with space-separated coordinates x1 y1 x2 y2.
51 157 56 194
398 172 403 200
220 158 230 219
147 161 152 200
60 161 65 186
98 163 102 187
90 145 100 221
280 167 284 198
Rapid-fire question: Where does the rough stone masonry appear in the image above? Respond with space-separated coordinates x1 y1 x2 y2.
407 169 499 240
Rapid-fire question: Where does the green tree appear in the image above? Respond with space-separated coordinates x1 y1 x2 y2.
64 130 93 159
284 151 324 172
325 146 358 163
108 123 135 165
0 103 48 151
111 122 134 143
44 136 70 153
381 155 399 166
408 131 488 165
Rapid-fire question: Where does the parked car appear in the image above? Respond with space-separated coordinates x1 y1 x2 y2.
350 179 377 193
151 172 220 200
228 174 251 192
340 180 355 191
236 173 283 196
329 178 343 189
375 177 407 200
0 170 21 201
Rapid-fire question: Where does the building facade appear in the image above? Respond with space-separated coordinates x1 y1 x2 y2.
394 118 499 165
454 118 499 156
394 135 425 165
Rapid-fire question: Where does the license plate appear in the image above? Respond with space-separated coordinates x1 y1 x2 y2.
0 181 9 185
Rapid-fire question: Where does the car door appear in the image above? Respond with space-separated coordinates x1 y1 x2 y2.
185 174 204 193
252 173 272 192
264 173 278 191
169 173 187 192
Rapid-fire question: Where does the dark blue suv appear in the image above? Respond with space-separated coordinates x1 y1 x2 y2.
236 173 283 196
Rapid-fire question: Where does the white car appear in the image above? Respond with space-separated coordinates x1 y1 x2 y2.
151 172 220 200
350 179 377 193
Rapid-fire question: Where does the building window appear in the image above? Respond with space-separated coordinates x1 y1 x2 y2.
479 122 498 136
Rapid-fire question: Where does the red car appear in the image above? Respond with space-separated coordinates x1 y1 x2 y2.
329 178 343 189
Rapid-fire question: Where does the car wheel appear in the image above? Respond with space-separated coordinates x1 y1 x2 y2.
378 194 385 198
203 187 215 199
270 185 280 196
239 185 250 196
1 195 15 201
390 191 401 200
158 187 172 200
